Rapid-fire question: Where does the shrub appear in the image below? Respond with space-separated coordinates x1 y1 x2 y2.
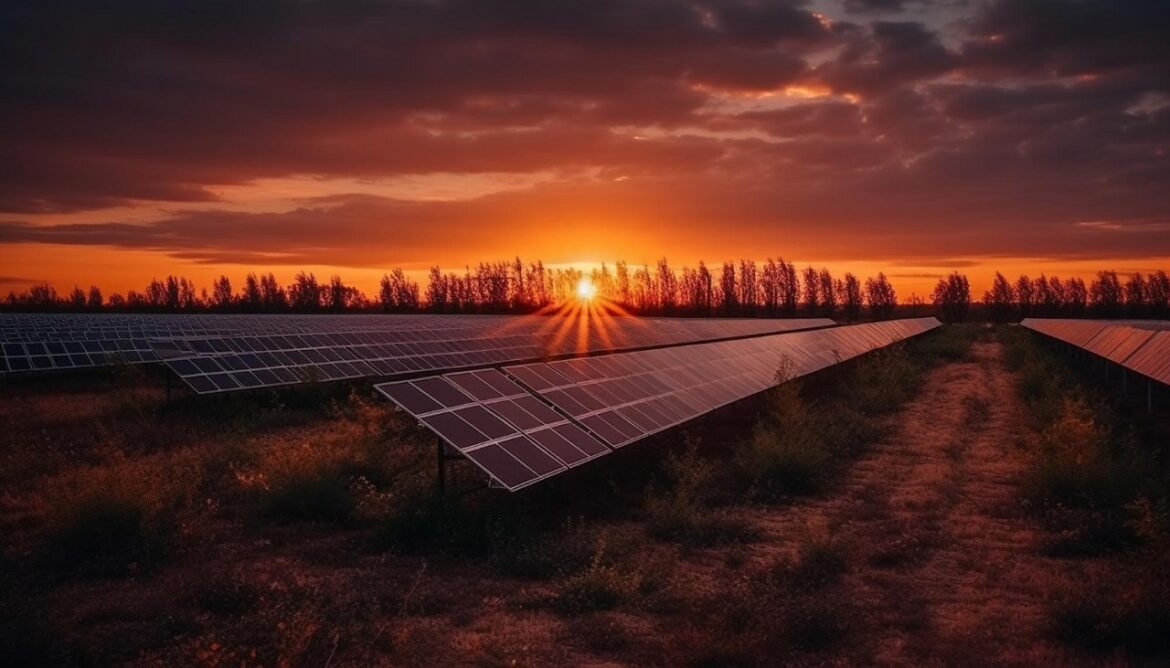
1053 559 1170 657
1022 397 1152 553
645 496 758 547
491 519 598 579
42 459 194 574
913 324 978 363
642 445 760 546
679 538 855 664
263 462 356 524
843 344 921 415
738 422 830 498
256 441 363 524
554 536 642 614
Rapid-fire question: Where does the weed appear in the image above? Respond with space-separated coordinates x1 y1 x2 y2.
1052 558 1170 657
491 519 598 579
260 447 359 524
645 445 760 546
554 536 642 614
41 457 196 574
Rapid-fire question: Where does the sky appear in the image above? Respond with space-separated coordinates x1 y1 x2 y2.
2 0 1168 299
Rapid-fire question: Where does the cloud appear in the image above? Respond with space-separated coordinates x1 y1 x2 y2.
0 0 1167 270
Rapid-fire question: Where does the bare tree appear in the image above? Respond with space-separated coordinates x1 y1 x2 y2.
818 268 835 318
984 272 1015 323
802 266 819 316
212 275 234 311
86 285 103 310
840 273 862 321
865 273 897 320
719 261 737 315
1089 270 1123 317
738 260 758 315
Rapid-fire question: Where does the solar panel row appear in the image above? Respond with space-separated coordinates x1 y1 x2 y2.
0 313 542 373
147 317 833 394
1021 318 1170 385
377 318 940 491
0 313 831 378
507 318 941 449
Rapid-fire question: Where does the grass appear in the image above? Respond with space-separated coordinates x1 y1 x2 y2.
553 534 644 614
734 333 949 501
1003 326 1170 658
677 534 855 665
645 445 760 546
40 457 198 575
3 324 986 665
1002 327 1158 554
1052 555 1170 657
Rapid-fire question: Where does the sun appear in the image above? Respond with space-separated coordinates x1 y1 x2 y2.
576 276 598 301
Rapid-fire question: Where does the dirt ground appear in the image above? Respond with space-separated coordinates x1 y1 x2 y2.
740 340 1099 665
0 338 1140 666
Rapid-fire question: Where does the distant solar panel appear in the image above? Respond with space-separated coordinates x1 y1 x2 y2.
0 312 831 379
148 316 834 394
1021 318 1170 386
378 318 940 490
1121 331 1170 385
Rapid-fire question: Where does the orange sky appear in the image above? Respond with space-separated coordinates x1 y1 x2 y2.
6 242 1167 302
3 1 1168 301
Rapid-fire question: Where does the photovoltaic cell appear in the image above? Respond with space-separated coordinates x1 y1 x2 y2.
375 367 609 490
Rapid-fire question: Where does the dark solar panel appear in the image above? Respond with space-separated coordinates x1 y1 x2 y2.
379 318 939 490
507 318 941 449
375 368 609 491
145 315 833 394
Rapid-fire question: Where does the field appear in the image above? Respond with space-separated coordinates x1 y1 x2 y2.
1 325 1168 666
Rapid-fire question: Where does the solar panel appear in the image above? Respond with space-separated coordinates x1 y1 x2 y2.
1122 331 1170 385
508 318 941 448
1021 318 1170 386
379 318 939 490
146 316 834 394
376 368 609 490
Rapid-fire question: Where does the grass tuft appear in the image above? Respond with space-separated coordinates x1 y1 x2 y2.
645 445 759 546
554 536 642 614
41 458 196 575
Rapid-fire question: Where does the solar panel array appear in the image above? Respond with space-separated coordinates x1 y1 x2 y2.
0 313 491 373
147 317 833 394
377 318 940 490
0 312 831 381
1021 318 1170 386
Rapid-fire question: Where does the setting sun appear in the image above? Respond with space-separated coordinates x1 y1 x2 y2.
576 276 598 301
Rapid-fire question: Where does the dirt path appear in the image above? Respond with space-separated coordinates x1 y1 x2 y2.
753 340 1091 665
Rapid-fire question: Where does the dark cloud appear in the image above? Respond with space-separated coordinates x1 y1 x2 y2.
843 0 907 13
0 0 1167 267
812 20 958 95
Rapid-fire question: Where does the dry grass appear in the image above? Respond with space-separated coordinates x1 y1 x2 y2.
16 325 1164 665
1004 327 1170 658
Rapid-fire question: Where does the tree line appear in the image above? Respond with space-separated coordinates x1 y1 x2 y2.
980 270 1170 322
3 259 1166 323
1 258 902 320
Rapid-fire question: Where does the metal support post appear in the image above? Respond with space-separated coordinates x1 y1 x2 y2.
436 437 446 497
